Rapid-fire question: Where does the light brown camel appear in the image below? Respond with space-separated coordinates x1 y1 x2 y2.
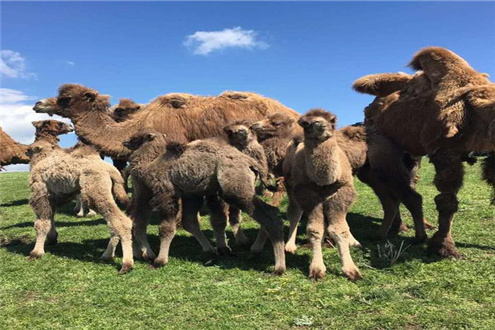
0 128 30 169
27 122 133 273
283 109 362 280
353 46 494 258
122 130 286 274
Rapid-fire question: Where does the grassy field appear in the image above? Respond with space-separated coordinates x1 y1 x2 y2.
1 161 494 329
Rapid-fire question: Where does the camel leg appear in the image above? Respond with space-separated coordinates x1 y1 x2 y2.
28 184 56 259
153 190 180 268
182 196 216 254
428 151 463 259
129 177 155 260
205 195 232 255
228 206 250 247
285 195 303 254
325 186 362 281
81 176 134 274
75 196 84 218
101 231 120 260
306 205 326 280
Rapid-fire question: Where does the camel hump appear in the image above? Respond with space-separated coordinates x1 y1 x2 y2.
409 46 469 72
458 84 495 109
159 93 194 109
221 91 251 100
341 125 367 142
353 72 413 96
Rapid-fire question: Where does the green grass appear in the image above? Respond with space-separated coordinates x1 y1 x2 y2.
1 162 494 329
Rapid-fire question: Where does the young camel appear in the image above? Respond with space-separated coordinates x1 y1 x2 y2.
284 109 362 280
123 130 286 274
27 128 133 274
252 113 429 254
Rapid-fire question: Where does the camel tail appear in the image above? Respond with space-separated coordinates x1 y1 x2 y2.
353 73 412 97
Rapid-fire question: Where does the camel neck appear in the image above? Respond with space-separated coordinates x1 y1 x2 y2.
304 137 342 186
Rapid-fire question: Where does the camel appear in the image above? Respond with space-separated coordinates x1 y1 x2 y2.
251 112 428 254
0 128 30 169
32 85 300 160
27 124 133 273
283 109 362 280
353 46 494 258
122 130 286 274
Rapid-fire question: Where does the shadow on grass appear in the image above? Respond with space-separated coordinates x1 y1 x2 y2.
1 227 311 275
1 218 106 230
0 198 29 207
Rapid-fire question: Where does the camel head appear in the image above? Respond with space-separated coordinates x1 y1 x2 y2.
34 84 111 118
251 113 295 141
26 140 56 158
298 109 337 141
109 98 143 123
123 129 166 151
32 120 73 136
223 120 256 148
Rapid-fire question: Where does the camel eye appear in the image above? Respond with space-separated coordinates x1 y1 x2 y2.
272 122 281 127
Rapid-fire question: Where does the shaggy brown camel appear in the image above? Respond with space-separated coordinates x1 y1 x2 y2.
353 46 493 258
283 109 362 280
0 128 30 169
33 85 299 159
252 113 428 254
27 128 133 273
123 130 286 274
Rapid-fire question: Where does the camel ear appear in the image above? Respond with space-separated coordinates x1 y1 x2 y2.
329 114 337 125
83 91 97 102
32 121 43 128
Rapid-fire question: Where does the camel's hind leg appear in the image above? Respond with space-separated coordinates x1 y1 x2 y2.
128 177 155 260
182 196 216 254
324 185 362 281
219 168 285 274
152 188 180 268
205 195 233 255
228 206 250 247
80 174 133 274
428 150 464 259
28 181 57 259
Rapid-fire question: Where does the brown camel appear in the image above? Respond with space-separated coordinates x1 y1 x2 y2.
1 128 30 169
122 130 286 274
251 113 428 254
27 125 133 273
284 109 362 280
32 85 300 160
353 46 494 258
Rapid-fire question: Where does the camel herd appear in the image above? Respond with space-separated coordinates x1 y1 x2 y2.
1 46 494 280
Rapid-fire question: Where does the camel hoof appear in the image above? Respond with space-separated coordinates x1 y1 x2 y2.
284 243 298 254
273 265 286 276
76 213 84 218
428 233 462 259
27 252 43 260
152 258 167 268
343 268 363 282
87 210 97 217
308 265 326 280
100 254 115 261
142 250 157 262
202 251 218 266
118 263 134 274
217 246 235 257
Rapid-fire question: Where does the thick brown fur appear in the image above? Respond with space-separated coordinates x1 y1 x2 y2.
27 129 133 273
354 46 494 258
109 98 145 123
123 130 286 274
33 85 300 159
283 109 362 280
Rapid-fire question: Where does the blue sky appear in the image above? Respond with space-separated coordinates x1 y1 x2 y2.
1 1 495 170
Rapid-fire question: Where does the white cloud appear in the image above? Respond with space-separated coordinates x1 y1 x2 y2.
65 61 75 66
184 27 268 55
0 50 36 79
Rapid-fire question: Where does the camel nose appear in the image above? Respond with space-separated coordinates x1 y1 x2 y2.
251 122 262 130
